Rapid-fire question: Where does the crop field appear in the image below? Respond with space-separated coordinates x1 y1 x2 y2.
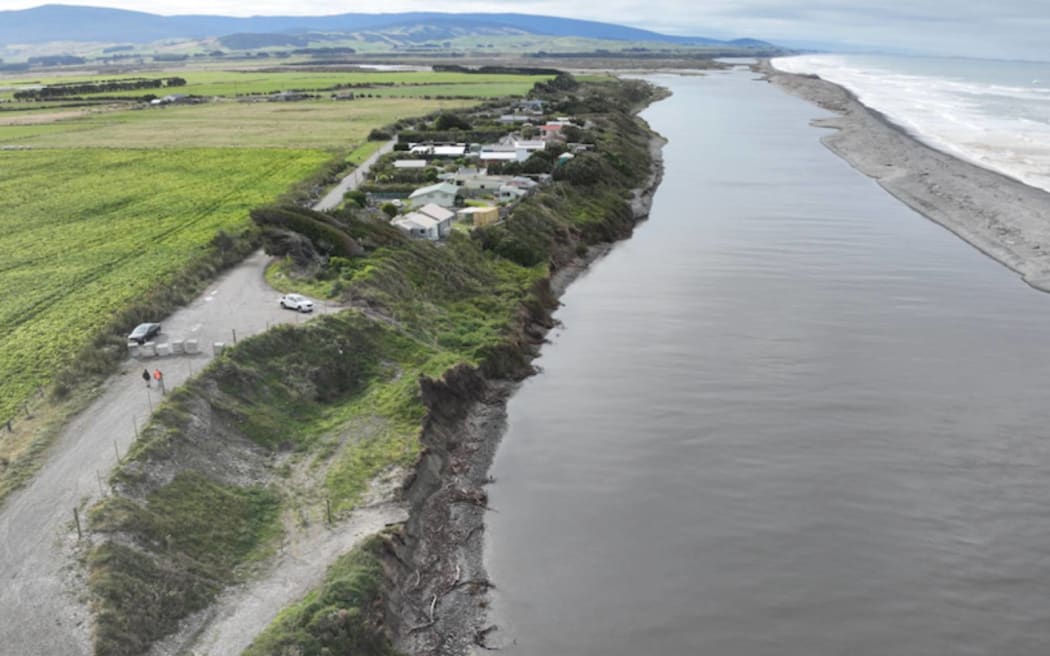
0 97 474 149
0 148 329 422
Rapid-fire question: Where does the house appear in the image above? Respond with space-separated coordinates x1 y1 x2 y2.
499 185 527 202
514 99 545 114
393 159 429 169
458 175 511 192
408 182 459 208
478 146 519 163
409 144 467 158
498 114 532 124
457 206 500 227
392 214 441 240
508 176 539 190
416 204 455 237
455 167 488 179
150 94 192 106
478 139 548 164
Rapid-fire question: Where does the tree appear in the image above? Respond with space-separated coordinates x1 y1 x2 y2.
434 112 472 131
381 203 399 218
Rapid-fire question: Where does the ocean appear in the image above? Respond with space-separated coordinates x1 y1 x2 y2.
771 54 1050 193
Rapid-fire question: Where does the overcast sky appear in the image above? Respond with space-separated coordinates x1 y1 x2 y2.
0 0 1047 60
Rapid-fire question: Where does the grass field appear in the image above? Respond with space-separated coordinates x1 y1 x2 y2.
0 97 474 148
0 70 551 101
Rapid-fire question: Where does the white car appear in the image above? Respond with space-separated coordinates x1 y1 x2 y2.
279 293 314 313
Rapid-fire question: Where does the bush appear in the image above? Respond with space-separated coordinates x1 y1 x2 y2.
433 113 472 131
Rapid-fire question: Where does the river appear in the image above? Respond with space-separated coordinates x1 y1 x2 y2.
482 70 1050 655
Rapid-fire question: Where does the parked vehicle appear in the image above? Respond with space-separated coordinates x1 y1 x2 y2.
279 293 314 313
128 322 161 344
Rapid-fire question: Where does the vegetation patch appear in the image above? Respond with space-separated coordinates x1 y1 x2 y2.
242 535 399 656
88 472 282 656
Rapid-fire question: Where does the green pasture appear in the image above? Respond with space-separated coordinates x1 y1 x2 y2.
0 97 472 148
0 70 552 101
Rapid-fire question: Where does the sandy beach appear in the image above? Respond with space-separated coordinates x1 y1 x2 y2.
759 60 1050 293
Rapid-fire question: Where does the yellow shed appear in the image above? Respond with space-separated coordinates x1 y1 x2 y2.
457 206 500 227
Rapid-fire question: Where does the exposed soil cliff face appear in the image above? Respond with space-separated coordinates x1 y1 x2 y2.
379 133 666 655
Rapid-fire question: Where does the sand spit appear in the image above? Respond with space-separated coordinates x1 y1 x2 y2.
758 61 1050 292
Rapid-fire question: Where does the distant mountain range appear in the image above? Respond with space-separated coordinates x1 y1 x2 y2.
0 4 778 51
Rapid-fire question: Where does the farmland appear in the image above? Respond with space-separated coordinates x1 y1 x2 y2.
0 70 551 101
0 97 476 149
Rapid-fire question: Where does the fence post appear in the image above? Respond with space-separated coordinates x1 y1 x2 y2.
326 498 333 525
73 508 82 541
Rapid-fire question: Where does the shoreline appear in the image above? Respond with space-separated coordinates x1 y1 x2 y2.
757 60 1050 293
383 129 668 654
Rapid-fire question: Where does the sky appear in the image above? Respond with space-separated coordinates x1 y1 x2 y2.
0 0 1047 60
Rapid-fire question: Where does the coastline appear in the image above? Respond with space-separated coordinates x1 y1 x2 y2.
757 60 1050 293
383 129 668 654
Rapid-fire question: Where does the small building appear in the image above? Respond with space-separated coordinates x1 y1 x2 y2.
409 144 467 158
457 206 500 227
514 99 545 114
409 182 459 208
458 175 511 192
416 203 455 236
499 185 527 202
392 214 441 240
393 159 429 169
478 146 520 163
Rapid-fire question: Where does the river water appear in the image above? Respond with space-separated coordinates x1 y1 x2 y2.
483 70 1050 655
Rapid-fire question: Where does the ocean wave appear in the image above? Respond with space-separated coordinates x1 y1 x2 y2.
772 55 1050 194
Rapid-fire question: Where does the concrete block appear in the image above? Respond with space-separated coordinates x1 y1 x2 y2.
171 339 185 355
213 342 225 355
156 343 173 357
184 339 199 355
127 343 140 358
139 342 157 357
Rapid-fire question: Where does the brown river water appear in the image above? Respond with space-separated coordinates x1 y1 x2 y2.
483 70 1050 655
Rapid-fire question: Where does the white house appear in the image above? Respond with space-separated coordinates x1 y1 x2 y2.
479 140 547 164
499 185 527 202
409 182 459 208
409 144 466 158
392 214 441 240
416 204 454 237
393 159 429 169
458 175 511 192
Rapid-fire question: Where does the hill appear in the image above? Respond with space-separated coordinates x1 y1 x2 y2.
0 4 777 50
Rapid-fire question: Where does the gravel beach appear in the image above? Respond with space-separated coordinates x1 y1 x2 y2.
759 60 1050 292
